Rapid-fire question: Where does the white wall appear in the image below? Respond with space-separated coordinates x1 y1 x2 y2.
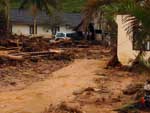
37 26 52 35
12 24 74 37
37 26 52 38
59 26 74 33
116 15 150 65
12 24 30 36
12 24 52 38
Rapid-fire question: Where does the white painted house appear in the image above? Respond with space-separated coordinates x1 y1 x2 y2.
116 15 150 65
10 9 82 37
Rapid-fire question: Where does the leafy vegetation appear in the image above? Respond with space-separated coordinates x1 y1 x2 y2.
62 0 86 13
11 0 86 13
19 0 59 35
83 0 150 68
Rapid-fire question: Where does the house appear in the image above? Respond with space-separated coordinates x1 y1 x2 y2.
116 15 150 65
10 9 82 37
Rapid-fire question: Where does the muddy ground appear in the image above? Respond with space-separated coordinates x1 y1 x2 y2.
0 60 70 92
0 43 149 113
0 44 108 92
44 62 149 113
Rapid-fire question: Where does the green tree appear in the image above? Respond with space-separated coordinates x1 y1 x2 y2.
83 0 150 67
0 0 10 35
20 0 60 35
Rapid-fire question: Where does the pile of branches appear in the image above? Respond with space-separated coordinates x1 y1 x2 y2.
0 35 75 66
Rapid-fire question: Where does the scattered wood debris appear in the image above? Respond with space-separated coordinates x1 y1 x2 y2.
44 102 84 113
123 83 143 95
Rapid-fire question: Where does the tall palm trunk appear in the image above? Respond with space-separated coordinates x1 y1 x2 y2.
33 16 37 35
5 0 10 36
106 43 120 68
6 5 10 33
31 4 38 35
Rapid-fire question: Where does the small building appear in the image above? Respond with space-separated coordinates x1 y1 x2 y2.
10 9 82 37
116 15 150 65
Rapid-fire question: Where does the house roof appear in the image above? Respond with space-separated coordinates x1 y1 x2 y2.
10 9 82 27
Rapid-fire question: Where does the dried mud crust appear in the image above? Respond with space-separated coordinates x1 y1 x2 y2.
0 60 70 92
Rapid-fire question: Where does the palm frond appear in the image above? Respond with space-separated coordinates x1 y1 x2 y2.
19 0 60 14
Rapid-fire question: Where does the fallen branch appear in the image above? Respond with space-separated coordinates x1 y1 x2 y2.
0 51 24 61
0 49 64 61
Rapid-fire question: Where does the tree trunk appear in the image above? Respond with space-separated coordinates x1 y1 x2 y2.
106 45 121 68
5 0 10 36
132 50 144 66
33 16 37 35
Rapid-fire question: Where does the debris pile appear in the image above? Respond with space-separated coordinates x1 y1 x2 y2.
44 102 84 113
0 35 75 65
0 35 109 66
123 83 144 96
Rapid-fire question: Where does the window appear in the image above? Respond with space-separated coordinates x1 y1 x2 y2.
133 39 150 51
146 41 150 51
55 26 60 32
132 28 150 51
65 25 71 29
30 25 37 34
30 25 34 34
10 24 12 33
52 26 60 34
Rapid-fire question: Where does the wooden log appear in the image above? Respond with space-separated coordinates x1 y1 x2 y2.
2 55 24 61
49 49 64 54
0 49 63 61
0 51 24 61
12 49 63 56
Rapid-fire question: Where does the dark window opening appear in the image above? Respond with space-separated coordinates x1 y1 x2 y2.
132 27 150 51
30 25 37 34
133 37 150 51
95 29 102 34
66 25 71 29
10 24 12 33
52 26 60 34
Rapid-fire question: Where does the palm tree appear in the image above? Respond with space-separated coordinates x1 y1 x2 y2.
106 0 150 67
20 0 59 35
82 0 120 66
83 0 150 67
0 0 10 35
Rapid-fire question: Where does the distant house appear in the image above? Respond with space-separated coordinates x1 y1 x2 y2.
116 15 150 65
10 9 82 37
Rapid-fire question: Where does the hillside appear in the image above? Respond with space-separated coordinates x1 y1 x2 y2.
11 0 86 13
